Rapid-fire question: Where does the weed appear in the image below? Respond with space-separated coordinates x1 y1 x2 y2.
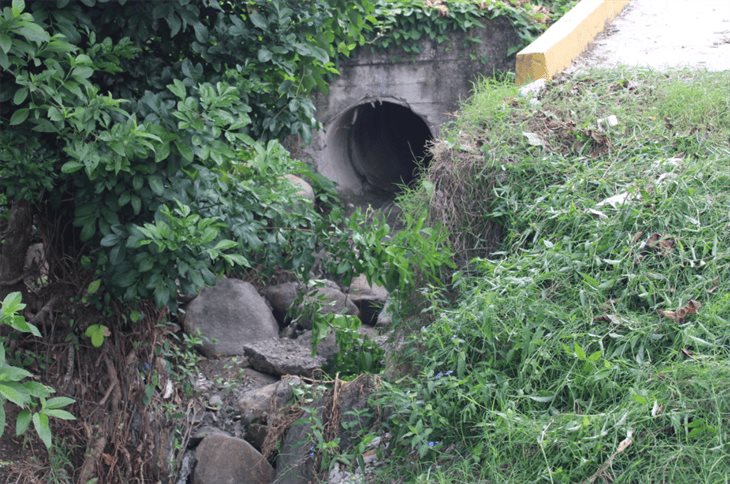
376 69 730 482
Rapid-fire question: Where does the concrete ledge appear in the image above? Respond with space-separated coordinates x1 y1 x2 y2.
515 0 630 84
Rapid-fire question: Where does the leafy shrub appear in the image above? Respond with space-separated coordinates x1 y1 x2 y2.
371 0 579 53
0 292 75 450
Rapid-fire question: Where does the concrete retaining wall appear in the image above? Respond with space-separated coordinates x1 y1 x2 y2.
296 17 520 202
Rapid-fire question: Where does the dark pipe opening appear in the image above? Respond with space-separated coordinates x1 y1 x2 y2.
348 102 433 197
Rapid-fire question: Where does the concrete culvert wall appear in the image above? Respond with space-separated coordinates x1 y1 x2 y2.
294 17 521 205
325 101 433 201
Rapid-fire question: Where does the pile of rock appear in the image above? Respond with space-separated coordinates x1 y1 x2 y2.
178 276 390 483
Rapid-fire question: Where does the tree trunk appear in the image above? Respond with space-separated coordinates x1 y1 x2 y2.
0 200 33 300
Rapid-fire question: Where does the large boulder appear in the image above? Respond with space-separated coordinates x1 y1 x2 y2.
184 278 279 357
348 275 389 325
262 282 301 326
238 376 301 450
238 376 300 425
193 434 273 484
283 174 316 204
243 334 336 377
263 280 360 330
275 375 378 484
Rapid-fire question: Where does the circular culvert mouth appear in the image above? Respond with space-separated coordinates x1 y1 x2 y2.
323 101 433 203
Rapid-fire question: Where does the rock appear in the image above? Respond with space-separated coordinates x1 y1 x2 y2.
207 394 223 410
375 300 393 327
189 426 230 447
243 337 330 377
193 434 273 484
183 278 279 357
283 174 315 204
262 282 301 326
237 376 300 425
348 275 388 325
275 413 318 484
302 281 359 330
275 375 378 484
243 368 279 388
263 280 359 330
238 376 301 450
245 422 269 452
175 450 196 484
519 78 546 98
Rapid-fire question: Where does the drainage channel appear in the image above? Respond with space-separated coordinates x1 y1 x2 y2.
323 100 433 209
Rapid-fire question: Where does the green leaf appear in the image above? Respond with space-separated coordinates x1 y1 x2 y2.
45 396 75 409
130 195 141 215
86 279 101 295
222 253 250 267
44 409 75 420
61 161 84 174
17 23 50 43
0 365 33 382
175 140 193 163
168 79 186 99
9 108 29 125
0 34 12 54
12 87 28 105
15 409 31 436
0 402 5 439
23 381 51 398
213 239 238 251
72 66 94 79
84 324 109 348
1 291 23 314
12 0 25 17
148 175 164 196
33 412 52 449
574 342 586 361
99 233 120 247
249 11 267 29
257 48 272 62
0 383 30 407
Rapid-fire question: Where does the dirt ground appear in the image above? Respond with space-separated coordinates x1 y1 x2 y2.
573 0 730 71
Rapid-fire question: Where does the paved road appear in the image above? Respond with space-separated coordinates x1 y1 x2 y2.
575 0 730 71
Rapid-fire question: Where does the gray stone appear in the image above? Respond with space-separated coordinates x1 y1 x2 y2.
183 278 279 357
348 275 388 325
262 282 301 326
193 434 273 484
275 412 318 484
275 376 377 484
238 376 301 451
207 394 223 409
376 299 393 327
264 280 359 330
303 281 359 330
243 337 329 377
189 426 230 447
237 376 300 425
283 174 315 204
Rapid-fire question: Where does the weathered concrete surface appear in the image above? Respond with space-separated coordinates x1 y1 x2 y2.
574 0 730 71
515 0 630 84
298 19 520 199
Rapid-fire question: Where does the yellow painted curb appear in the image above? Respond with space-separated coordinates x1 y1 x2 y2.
515 0 631 84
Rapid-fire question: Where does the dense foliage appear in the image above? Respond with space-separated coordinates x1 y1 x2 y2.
0 0 583 478
371 0 577 53
0 0 379 310
377 71 730 482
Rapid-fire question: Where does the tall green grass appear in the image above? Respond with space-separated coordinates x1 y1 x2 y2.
378 70 730 482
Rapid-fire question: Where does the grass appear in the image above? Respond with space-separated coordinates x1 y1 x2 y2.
374 69 730 482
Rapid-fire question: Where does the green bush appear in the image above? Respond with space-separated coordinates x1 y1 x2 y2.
0 292 75 450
